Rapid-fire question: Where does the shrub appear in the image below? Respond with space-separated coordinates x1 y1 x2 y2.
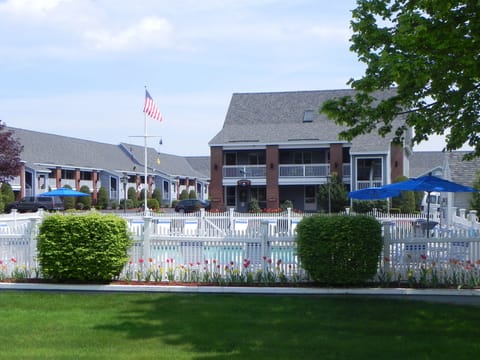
188 190 197 199
127 186 138 207
281 200 294 211
37 213 133 282
139 198 160 210
1 182 14 204
96 186 109 209
296 215 382 285
147 198 160 210
152 188 162 206
62 185 75 210
248 199 261 213
179 190 189 200
119 198 135 210
77 185 92 210
352 200 388 213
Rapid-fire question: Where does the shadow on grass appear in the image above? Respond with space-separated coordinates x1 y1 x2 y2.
94 294 480 359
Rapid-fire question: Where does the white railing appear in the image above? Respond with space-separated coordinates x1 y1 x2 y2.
356 180 383 189
278 164 329 177
223 165 266 178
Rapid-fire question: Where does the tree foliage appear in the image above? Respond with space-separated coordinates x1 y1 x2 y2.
391 175 416 213
470 170 480 212
318 173 348 213
97 186 109 209
76 185 92 210
321 1 480 158
0 122 23 182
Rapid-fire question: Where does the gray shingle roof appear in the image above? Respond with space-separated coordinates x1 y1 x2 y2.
10 127 135 173
120 143 209 180
409 151 445 178
9 127 209 179
209 89 405 153
446 151 480 187
409 151 479 187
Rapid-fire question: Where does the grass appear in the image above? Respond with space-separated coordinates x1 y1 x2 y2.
0 292 479 359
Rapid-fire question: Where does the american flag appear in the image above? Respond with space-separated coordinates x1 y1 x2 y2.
143 90 163 121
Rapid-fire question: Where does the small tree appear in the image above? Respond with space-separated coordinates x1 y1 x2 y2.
0 122 23 182
188 189 197 199
318 173 348 213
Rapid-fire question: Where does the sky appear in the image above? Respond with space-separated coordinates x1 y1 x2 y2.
0 0 449 156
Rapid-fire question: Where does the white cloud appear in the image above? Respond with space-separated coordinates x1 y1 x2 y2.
0 0 69 18
83 16 174 52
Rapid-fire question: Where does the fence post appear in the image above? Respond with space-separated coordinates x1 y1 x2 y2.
229 207 234 230
143 216 152 261
287 207 291 232
199 208 205 236
29 217 40 276
260 220 269 273
382 222 391 275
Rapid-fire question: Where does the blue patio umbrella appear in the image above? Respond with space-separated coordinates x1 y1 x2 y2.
39 188 90 197
349 187 400 200
382 175 477 236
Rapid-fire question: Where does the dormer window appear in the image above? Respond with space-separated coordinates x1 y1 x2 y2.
303 110 314 122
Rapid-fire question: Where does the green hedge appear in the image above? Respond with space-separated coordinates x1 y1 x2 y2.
296 215 382 285
38 213 133 282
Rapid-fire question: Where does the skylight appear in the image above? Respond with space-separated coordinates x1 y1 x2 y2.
303 110 314 122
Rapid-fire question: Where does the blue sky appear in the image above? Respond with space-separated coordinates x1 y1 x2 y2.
0 0 447 156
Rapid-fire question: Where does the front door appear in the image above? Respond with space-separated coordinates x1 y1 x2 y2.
237 186 249 212
304 185 317 211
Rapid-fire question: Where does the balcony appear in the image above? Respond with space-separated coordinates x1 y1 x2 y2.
279 164 330 177
223 165 266 178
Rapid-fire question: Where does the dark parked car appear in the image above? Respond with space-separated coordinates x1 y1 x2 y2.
5 196 64 213
174 199 211 213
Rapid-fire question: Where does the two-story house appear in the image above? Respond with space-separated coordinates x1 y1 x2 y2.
208 89 411 212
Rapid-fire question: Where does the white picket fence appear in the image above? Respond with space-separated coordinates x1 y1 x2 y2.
1 208 480 286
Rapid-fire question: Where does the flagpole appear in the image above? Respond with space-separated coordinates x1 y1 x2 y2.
140 86 163 215
144 105 148 215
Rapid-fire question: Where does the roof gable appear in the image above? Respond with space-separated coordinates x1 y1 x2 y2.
209 88 404 153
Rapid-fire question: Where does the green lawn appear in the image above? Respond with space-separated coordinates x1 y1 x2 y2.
0 292 478 359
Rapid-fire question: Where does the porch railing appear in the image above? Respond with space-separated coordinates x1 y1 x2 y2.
223 165 266 178
279 164 329 177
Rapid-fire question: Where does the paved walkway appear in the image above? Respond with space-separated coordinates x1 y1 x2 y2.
1 282 480 306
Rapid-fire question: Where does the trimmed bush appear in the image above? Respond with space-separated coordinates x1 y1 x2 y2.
296 215 382 285
38 213 133 282
96 186 109 209
77 185 92 210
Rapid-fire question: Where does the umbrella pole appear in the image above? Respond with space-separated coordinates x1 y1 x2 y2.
426 191 431 238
